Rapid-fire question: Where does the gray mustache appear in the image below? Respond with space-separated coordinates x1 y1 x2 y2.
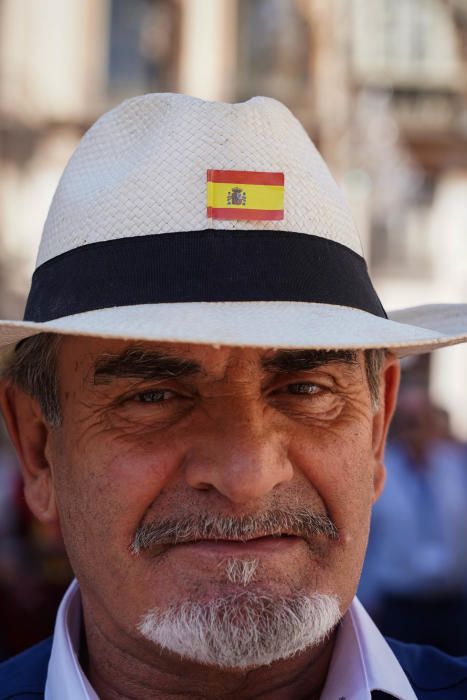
131 509 338 554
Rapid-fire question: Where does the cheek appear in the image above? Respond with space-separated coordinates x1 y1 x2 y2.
288 422 376 535
288 424 376 607
50 429 185 580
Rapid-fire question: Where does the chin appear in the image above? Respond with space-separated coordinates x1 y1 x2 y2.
137 590 342 669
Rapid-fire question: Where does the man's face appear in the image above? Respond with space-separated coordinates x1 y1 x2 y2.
10 337 397 660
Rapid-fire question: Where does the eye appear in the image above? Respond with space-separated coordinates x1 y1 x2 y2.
286 383 322 396
270 380 342 420
134 390 176 404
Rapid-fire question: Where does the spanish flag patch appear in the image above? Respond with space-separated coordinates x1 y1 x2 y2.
207 170 284 221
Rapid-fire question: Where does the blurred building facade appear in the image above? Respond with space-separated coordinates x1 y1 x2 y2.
1 0 467 433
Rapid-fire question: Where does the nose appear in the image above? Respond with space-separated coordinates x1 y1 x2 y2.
184 409 294 504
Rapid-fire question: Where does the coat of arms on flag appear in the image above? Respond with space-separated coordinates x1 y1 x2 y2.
207 170 284 220
227 187 247 207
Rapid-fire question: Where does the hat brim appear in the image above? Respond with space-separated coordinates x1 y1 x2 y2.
0 302 466 357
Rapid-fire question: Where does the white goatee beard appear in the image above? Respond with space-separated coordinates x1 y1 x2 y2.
138 589 341 669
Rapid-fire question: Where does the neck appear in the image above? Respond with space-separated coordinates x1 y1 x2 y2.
82 610 337 700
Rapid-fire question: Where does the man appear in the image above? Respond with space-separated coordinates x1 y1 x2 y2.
0 93 466 699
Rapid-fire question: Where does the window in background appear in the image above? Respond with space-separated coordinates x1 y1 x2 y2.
107 0 180 101
236 0 310 107
352 0 460 89
370 175 435 277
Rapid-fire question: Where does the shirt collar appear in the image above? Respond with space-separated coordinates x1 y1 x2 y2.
320 598 417 700
45 581 416 700
45 579 98 700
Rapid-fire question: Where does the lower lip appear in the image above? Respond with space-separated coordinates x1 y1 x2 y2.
175 536 304 555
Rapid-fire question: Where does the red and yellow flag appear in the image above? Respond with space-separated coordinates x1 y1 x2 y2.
207 170 284 221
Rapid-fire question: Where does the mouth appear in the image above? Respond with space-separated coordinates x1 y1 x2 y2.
191 532 298 542
174 534 304 555
131 511 339 556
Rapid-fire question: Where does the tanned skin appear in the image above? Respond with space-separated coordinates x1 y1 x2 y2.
1 339 399 700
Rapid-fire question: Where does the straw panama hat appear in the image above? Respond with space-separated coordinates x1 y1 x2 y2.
1 92 467 357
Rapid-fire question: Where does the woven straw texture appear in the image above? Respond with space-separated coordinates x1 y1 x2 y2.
37 93 362 266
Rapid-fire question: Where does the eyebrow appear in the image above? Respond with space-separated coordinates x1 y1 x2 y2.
261 350 358 373
93 347 202 385
92 347 359 386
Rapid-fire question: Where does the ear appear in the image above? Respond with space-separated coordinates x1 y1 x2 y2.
0 381 58 523
371 354 400 502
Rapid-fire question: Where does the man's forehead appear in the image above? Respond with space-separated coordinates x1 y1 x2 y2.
58 335 361 382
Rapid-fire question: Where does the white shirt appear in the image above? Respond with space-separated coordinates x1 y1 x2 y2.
45 580 416 700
